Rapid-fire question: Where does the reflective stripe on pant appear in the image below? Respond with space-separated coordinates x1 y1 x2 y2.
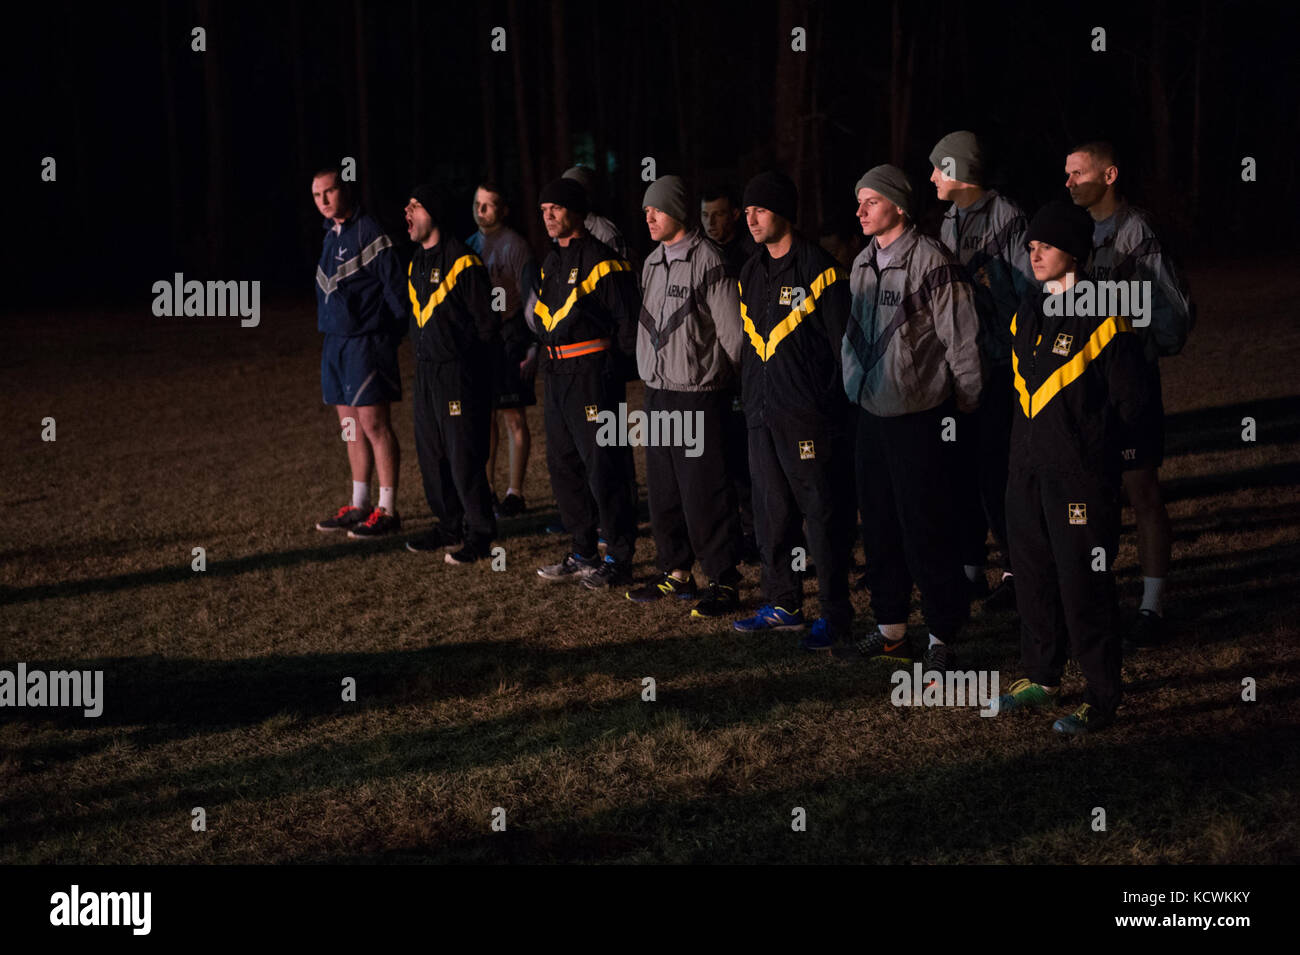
544 365 637 564
856 401 968 641
1005 465 1122 716
749 413 855 634
644 387 739 581
413 360 497 551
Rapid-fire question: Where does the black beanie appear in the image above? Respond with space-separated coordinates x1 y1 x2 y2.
409 183 443 225
539 177 589 218
1025 199 1094 265
742 170 798 223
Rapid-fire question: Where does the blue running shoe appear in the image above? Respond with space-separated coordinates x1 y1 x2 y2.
798 618 836 651
733 604 805 632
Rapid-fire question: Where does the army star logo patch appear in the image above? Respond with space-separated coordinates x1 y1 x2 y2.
1068 503 1087 525
1052 333 1074 357
568 268 579 285
448 401 462 416
430 268 442 285
778 286 793 305
585 404 599 422
799 440 815 460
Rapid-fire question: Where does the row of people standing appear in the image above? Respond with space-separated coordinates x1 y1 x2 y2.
309 131 1191 736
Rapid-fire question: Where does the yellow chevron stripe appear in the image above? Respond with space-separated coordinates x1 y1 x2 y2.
739 267 841 362
407 254 482 328
533 259 632 332
1012 315 1132 418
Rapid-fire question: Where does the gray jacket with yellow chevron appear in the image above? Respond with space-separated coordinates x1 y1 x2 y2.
843 226 983 417
938 190 1033 367
637 231 742 392
1087 202 1193 360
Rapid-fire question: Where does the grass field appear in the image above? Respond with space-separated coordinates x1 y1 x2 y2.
2 255 1298 864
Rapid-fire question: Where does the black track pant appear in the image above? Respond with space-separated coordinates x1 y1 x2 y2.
544 366 637 564
749 413 855 635
856 402 968 641
645 387 740 582
723 389 754 540
1006 466 1122 716
956 363 1014 570
413 359 497 553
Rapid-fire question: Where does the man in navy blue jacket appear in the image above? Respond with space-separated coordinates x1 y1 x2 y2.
310 167 408 538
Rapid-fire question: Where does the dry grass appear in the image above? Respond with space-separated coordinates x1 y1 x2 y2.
1 256 1297 864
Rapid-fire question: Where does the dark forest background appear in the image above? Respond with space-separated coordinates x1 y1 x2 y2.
8 0 1297 306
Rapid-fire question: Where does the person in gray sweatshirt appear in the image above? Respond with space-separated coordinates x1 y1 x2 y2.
1065 140 1194 651
929 130 1034 613
841 164 983 679
626 175 745 618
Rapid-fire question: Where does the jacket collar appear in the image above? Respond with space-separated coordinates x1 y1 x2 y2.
862 225 919 270
646 228 705 266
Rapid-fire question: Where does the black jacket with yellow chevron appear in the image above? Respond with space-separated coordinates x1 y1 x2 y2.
1009 275 1151 478
407 235 497 364
738 235 850 427
532 234 640 375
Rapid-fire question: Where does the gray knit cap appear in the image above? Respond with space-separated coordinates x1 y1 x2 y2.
853 164 913 218
929 130 984 187
642 176 689 225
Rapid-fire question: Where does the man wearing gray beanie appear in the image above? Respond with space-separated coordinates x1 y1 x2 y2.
731 170 856 652
625 175 745 618
928 130 1034 612
842 163 983 679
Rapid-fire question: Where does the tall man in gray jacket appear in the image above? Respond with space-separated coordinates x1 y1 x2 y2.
626 176 745 618
930 131 1033 611
1065 141 1193 650
842 165 983 677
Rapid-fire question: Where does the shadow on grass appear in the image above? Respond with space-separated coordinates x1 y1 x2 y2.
306 721 1300 864
1164 395 1300 458
0 535 414 605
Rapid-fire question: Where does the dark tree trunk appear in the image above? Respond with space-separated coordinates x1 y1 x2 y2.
508 0 542 250
353 0 374 214
199 0 225 272
477 3 497 181
160 0 183 257
550 1 570 173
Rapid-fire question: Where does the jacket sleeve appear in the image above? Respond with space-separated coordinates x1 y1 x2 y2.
1116 222 1192 358
595 259 642 358
705 259 743 370
818 266 850 374
1004 211 1035 302
362 225 410 338
1103 326 1150 428
930 264 984 413
459 258 499 346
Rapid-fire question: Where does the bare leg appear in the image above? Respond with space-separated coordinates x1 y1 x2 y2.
1123 467 1171 578
501 407 531 493
357 403 399 500
336 404 373 483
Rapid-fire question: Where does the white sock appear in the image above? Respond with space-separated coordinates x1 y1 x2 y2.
928 634 944 648
1140 577 1165 616
879 623 906 640
506 487 522 498
1001 571 1013 581
352 481 369 509
963 564 981 582
378 486 396 515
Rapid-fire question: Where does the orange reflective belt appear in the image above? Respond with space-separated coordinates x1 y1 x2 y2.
546 337 610 360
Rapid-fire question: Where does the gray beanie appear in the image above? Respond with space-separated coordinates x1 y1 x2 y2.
853 164 913 218
929 130 984 186
562 165 596 196
642 175 689 225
